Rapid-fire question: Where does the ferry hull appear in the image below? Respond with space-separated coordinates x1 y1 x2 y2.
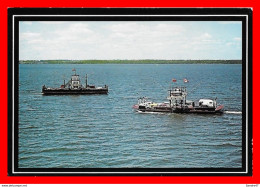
172 105 224 114
42 88 108 95
136 108 224 114
172 109 223 114
138 107 172 113
135 105 224 114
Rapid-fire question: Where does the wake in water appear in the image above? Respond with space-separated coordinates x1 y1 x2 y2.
224 111 242 114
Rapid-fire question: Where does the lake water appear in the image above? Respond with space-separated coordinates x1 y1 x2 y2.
18 64 242 168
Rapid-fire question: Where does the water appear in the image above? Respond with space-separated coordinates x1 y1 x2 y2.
18 64 242 168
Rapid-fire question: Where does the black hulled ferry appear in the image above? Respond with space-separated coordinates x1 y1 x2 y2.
42 69 108 95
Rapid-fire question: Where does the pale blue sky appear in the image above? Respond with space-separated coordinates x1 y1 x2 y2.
19 21 242 60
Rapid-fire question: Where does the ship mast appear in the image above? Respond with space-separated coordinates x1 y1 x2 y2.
85 74 88 88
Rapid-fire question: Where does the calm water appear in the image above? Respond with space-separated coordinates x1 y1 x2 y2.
19 64 242 168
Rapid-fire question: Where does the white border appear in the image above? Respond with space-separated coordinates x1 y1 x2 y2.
12 13 249 175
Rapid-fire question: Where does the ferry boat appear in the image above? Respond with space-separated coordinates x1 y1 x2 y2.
42 69 108 95
133 86 224 114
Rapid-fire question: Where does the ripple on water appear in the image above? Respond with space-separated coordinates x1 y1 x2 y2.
18 64 243 168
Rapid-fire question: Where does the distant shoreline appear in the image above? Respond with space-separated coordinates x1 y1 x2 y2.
19 60 242 64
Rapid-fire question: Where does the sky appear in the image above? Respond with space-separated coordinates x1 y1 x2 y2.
19 21 242 60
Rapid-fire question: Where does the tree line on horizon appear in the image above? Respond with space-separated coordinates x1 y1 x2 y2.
19 59 242 64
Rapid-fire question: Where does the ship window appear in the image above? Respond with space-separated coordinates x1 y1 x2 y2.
72 76 79 81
